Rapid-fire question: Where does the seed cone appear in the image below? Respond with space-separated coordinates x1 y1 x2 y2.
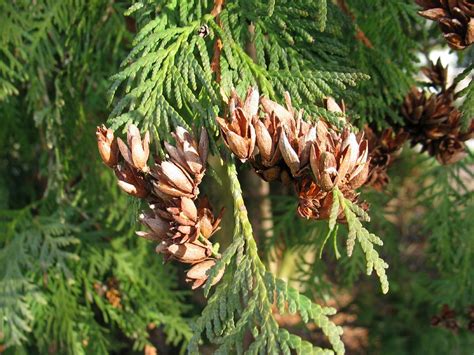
421 58 449 90
165 127 208 185
114 163 150 198
262 92 316 176
365 126 408 190
215 88 371 223
416 0 474 49
310 128 370 193
216 87 258 162
185 259 224 289
151 160 199 199
139 197 223 245
117 124 150 172
401 61 473 165
296 178 329 220
97 124 223 290
96 125 119 167
296 178 366 222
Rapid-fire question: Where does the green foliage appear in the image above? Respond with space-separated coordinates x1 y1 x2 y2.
1 0 473 353
0 1 191 353
188 161 344 354
336 189 389 294
456 64 474 127
0 205 192 354
108 0 369 135
416 154 474 307
343 0 421 127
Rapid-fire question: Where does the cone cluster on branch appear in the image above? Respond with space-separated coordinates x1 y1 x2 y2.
416 0 474 49
96 124 224 289
401 60 474 165
217 87 372 222
364 126 409 190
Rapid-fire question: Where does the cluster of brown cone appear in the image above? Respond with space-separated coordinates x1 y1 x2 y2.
216 87 372 221
96 124 224 289
417 0 474 50
364 126 409 191
401 59 474 165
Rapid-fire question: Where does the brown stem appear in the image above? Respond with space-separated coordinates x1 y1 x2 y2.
336 0 373 49
210 0 224 82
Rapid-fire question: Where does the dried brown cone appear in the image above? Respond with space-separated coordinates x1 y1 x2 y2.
417 0 474 49
296 178 365 222
164 126 209 185
310 128 370 193
259 92 317 177
364 126 408 190
248 92 294 183
150 159 200 199
150 126 209 200
401 87 473 164
401 87 453 142
138 197 223 245
253 112 282 168
105 277 122 309
114 163 150 198
427 112 473 164
296 178 330 220
156 238 214 264
96 125 119 168
216 87 258 162
421 58 449 90
96 124 224 289
116 124 150 173
185 258 224 289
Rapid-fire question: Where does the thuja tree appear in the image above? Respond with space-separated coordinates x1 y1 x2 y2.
1 0 473 354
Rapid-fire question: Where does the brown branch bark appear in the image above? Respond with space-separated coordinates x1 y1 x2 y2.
336 0 373 49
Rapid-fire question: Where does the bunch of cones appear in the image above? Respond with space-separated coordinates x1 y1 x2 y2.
431 304 474 332
416 0 474 50
401 59 474 165
96 124 224 289
363 126 409 190
216 87 372 221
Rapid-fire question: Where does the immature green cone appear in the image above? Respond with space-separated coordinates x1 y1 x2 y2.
416 0 474 49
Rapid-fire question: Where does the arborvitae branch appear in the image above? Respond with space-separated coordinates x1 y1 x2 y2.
333 188 389 294
190 159 344 354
